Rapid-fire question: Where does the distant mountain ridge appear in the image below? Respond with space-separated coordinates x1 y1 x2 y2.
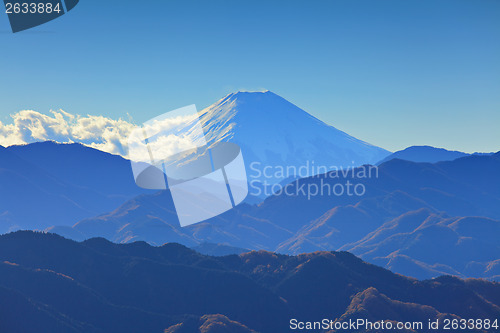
0 142 147 232
0 90 391 228
1 231 499 333
6 141 143 200
51 151 500 280
340 209 500 280
1 95 499 282
377 145 493 165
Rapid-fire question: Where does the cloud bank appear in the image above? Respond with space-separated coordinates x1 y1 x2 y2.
0 110 136 157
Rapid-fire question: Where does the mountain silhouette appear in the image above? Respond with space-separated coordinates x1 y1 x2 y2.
1 231 499 333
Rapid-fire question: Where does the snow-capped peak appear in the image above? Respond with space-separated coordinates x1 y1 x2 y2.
197 91 390 195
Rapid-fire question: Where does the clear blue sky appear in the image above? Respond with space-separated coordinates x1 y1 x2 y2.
1 0 499 153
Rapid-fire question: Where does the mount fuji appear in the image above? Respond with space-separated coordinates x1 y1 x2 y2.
197 91 390 196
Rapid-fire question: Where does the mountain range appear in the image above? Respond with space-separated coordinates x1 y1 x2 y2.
0 91 389 230
1 231 499 333
1 91 499 283
44 149 500 280
377 145 493 165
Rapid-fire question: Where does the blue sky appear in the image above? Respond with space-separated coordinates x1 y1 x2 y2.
0 0 499 153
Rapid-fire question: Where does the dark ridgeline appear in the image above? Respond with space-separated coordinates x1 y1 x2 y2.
0 231 499 333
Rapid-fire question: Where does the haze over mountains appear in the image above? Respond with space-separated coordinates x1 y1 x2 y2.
1 91 499 283
25 144 499 281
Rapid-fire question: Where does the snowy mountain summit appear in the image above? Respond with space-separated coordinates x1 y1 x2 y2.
198 91 390 197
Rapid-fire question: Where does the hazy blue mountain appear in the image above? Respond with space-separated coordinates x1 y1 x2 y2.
1 231 499 333
377 145 494 165
2 134 499 281
0 143 147 232
255 152 500 234
266 153 500 279
340 209 500 280
1 90 392 228
377 146 470 165
54 152 500 280
0 145 112 231
68 190 291 250
275 193 438 254
7 141 145 200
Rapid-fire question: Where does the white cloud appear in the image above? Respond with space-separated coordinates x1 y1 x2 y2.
0 109 213 160
0 110 136 157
